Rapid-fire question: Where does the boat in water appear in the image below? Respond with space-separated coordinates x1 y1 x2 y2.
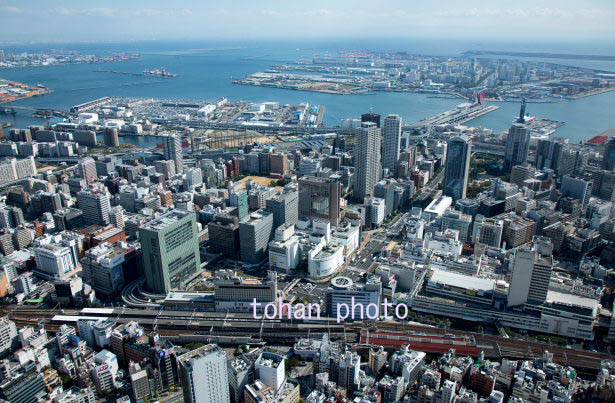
142 67 177 77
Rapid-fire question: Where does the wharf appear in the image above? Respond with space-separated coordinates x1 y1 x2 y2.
411 104 500 128
94 69 175 79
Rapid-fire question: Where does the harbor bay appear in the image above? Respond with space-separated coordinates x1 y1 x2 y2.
1 42 615 144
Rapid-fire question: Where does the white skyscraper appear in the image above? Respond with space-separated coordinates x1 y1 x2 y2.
507 238 554 307
109 206 125 229
177 344 230 403
163 134 184 174
184 167 203 189
354 122 381 201
441 380 457 403
77 186 111 226
78 157 97 185
33 244 76 278
255 351 286 391
382 115 402 176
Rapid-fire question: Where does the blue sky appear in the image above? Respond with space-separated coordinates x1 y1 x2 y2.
1 0 614 44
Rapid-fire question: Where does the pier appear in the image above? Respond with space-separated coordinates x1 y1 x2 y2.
410 103 499 128
94 69 177 79
0 105 70 118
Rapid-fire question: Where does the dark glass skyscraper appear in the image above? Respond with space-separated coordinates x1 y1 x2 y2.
602 138 615 171
443 135 471 201
504 100 531 173
361 112 381 128
504 123 531 172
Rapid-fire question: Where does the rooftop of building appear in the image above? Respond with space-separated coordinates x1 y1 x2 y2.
425 195 453 216
164 291 213 303
176 344 223 366
241 209 272 225
92 227 124 242
545 290 599 312
229 355 253 373
429 268 495 293
140 209 192 231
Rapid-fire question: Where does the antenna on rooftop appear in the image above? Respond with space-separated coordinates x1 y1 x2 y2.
517 98 527 123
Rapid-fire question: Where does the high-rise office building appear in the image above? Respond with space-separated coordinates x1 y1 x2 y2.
535 138 563 171
298 176 342 226
0 157 36 186
184 168 203 190
266 190 299 229
440 209 472 242
537 138 585 178
561 175 593 208
330 349 361 394
258 151 271 175
504 123 531 172
31 192 62 214
239 210 274 263
139 210 201 294
229 188 249 220
74 130 97 147
207 214 241 259
603 138 615 171
109 206 124 229
162 134 184 174
535 138 558 170
443 135 471 201
0 210 11 229
81 242 127 296
504 104 531 172
442 380 457 403
558 147 584 177
0 369 47 403
472 215 504 248
33 243 77 278
103 127 120 147
155 160 176 180
270 153 289 176
0 316 17 355
354 122 381 201
254 351 286 391
177 344 230 403
382 115 402 176
78 157 98 185
77 187 111 226
507 238 554 307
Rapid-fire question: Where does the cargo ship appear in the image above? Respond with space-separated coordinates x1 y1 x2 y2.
143 67 177 78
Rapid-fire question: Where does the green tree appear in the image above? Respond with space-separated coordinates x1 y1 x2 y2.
185 342 204 351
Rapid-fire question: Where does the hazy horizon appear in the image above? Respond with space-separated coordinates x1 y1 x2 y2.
1 0 614 47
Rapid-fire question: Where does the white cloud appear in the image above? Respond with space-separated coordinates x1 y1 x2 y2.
579 8 613 18
132 8 164 17
1 6 20 14
55 7 117 17
261 9 281 16
313 8 333 17
80 8 117 17
532 7 571 18
416 6 608 20
56 7 193 19
506 9 527 18
391 10 409 18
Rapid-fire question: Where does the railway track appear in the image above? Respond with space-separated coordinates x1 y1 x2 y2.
2 306 611 372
